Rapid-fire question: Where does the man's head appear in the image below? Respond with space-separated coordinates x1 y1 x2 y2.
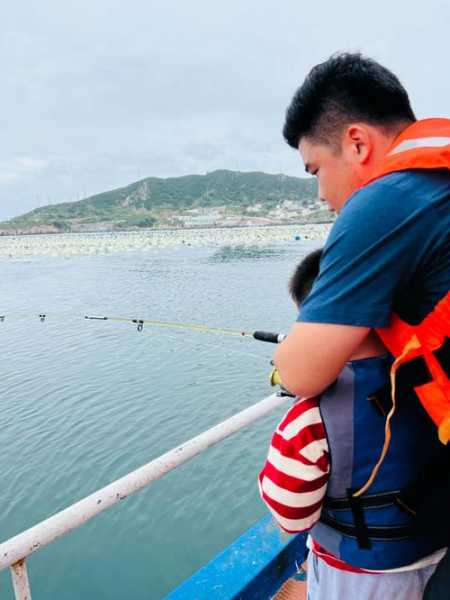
289 248 322 308
283 53 416 211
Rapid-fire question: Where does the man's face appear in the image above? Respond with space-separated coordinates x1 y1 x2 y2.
298 137 362 212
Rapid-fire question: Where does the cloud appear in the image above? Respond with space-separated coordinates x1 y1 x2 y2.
0 158 49 183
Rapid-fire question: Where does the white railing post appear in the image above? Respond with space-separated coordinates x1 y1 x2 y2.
11 560 32 600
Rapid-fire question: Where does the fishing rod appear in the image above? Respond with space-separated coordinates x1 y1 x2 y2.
87 319 291 352
0 312 253 337
0 311 288 342
1 311 292 392
85 314 253 336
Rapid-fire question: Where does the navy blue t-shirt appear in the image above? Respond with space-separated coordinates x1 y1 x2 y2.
299 169 450 327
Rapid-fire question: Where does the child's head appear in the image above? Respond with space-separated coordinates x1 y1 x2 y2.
290 247 386 360
289 248 322 307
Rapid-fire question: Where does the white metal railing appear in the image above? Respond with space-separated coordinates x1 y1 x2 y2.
0 393 289 599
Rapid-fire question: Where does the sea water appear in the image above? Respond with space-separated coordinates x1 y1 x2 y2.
0 236 321 599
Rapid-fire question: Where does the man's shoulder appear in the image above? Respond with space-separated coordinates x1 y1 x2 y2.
331 169 449 241
344 169 449 214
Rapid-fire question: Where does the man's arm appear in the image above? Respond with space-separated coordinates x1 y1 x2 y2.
273 322 369 397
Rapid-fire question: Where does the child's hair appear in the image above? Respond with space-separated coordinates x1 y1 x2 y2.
289 248 323 306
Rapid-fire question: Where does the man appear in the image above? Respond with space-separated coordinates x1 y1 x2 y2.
274 53 450 598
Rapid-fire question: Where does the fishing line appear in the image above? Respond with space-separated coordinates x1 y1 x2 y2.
157 329 268 365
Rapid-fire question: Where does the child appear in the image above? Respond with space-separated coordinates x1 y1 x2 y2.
258 249 445 600
258 248 331 534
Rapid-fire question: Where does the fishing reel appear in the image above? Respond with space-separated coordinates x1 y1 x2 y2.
252 330 295 398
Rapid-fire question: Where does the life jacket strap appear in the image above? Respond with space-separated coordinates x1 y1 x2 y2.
324 490 400 511
345 489 372 549
319 513 415 541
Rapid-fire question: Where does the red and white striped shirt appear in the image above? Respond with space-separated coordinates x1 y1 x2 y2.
258 396 329 534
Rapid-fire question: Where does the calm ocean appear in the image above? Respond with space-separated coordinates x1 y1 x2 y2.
1 238 318 598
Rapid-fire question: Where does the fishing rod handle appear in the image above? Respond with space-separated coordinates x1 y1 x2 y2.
253 331 286 344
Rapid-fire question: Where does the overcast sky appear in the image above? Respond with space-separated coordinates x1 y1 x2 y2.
0 0 449 220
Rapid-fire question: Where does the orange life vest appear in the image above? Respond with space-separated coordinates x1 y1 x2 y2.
352 119 450 497
371 119 450 444
364 117 450 186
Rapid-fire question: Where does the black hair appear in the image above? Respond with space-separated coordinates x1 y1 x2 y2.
283 53 416 149
289 248 323 306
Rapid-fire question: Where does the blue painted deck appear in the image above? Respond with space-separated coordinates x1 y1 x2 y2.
165 515 307 599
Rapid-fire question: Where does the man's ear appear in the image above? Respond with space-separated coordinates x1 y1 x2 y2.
343 125 372 164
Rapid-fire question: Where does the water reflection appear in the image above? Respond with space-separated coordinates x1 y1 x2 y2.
209 244 285 263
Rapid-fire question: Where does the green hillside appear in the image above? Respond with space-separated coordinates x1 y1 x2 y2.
0 169 324 234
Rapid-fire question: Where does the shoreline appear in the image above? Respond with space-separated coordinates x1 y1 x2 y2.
0 219 333 238
0 223 331 259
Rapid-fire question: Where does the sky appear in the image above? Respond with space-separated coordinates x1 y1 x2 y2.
0 0 449 220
